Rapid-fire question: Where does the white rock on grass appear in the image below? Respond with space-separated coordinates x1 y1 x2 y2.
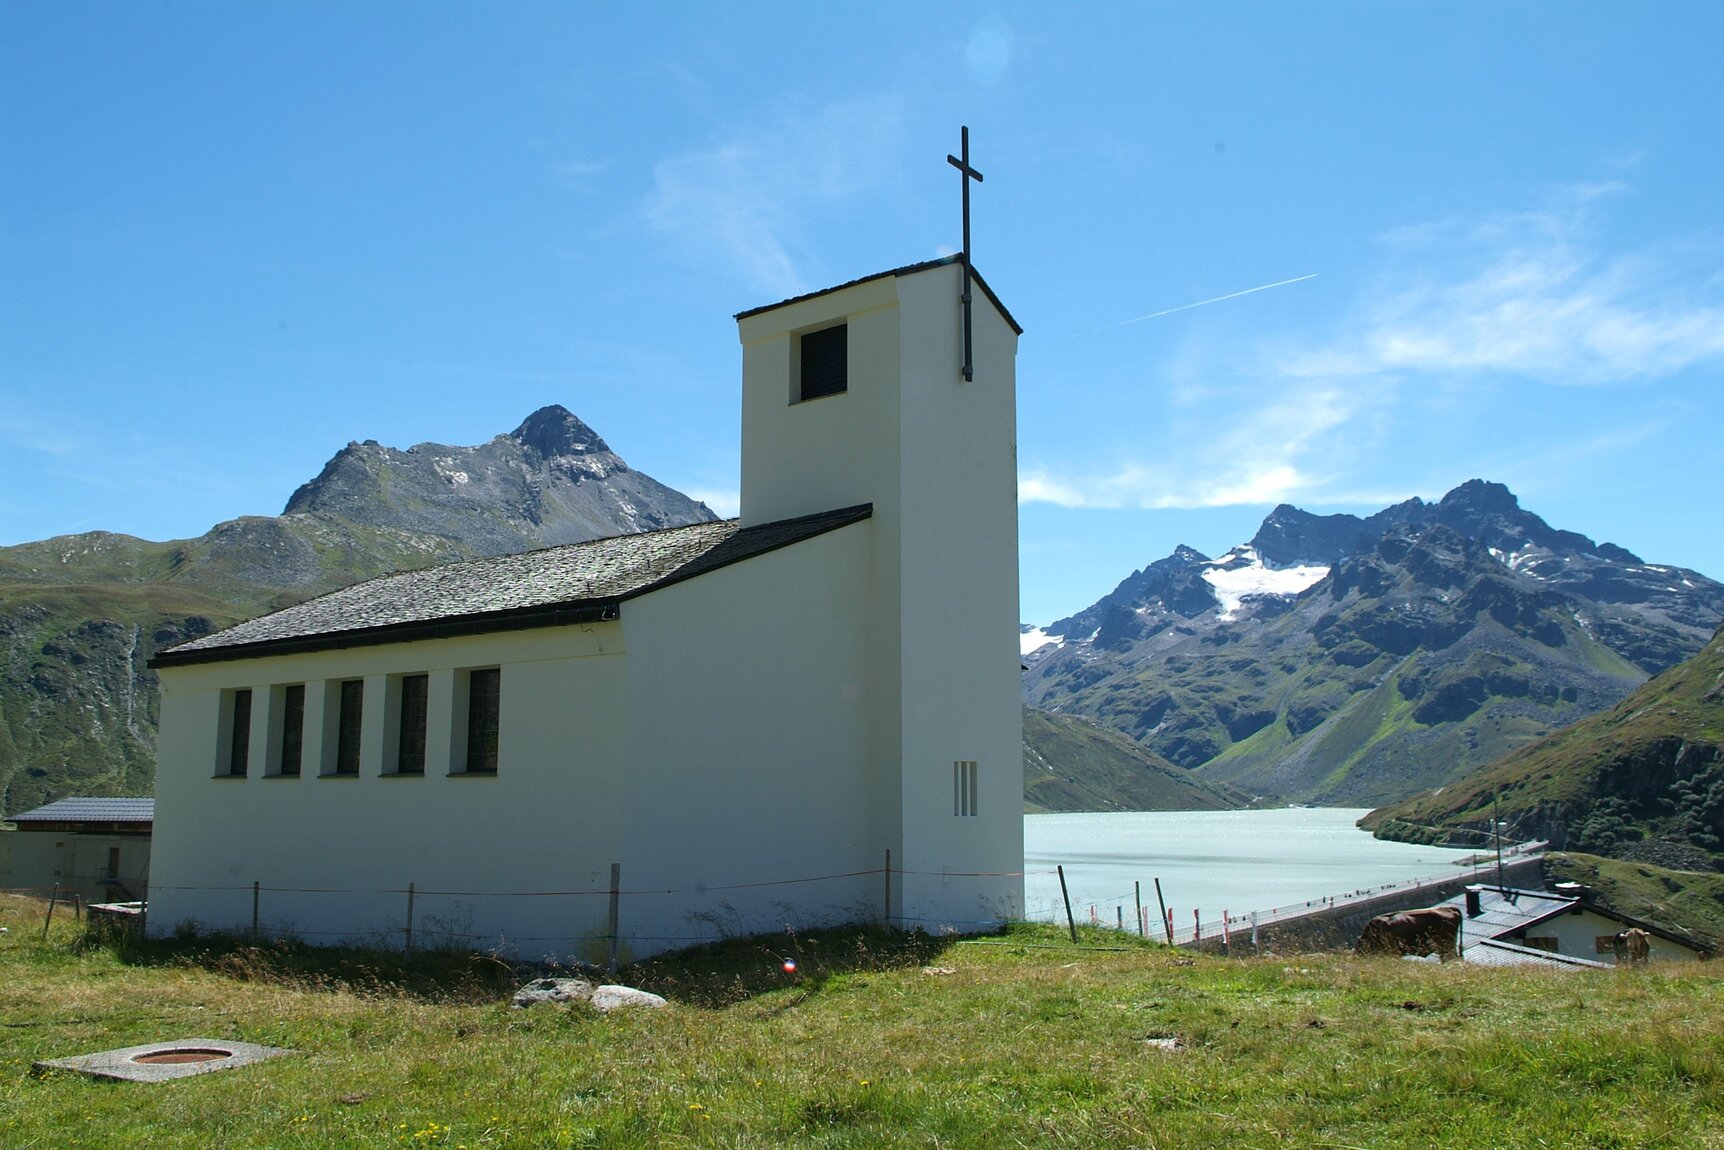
511 978 594 1008
590 985 668 1013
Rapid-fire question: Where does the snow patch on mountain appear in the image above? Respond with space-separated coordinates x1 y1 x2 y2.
1019 627 1056 656
1202 547 1330 620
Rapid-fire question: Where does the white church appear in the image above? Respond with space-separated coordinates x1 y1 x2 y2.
146 255 1025 959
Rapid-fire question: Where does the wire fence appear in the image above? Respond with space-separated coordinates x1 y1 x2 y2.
6 840 1546 955
1032 841 1548 946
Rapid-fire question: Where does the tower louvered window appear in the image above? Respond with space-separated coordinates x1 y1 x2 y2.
799 323 847 401
954 760 978 817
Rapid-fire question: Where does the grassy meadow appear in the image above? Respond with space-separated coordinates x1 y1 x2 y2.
3 892 1723 1149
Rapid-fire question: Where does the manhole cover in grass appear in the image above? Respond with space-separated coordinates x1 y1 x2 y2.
34 1039 294 1083
132 1048 233 1065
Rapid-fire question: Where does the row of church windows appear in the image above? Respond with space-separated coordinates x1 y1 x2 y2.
220 668 500 780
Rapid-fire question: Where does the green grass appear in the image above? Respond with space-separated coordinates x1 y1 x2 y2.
5 894 1724 1148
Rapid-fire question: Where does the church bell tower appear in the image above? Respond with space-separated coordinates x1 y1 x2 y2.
733 247 1024 930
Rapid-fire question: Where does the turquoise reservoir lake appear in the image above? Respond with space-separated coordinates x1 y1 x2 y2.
1023 808 1485 931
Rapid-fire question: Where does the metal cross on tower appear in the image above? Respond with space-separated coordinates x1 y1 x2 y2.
947 125 984 382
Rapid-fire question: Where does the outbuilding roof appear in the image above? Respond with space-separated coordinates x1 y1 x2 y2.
1461 937 1611 971
150 504 872 668
9 797 155 825
1445 887 1580 939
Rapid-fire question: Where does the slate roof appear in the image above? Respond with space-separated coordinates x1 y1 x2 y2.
1461 937 1611 971
9 797 155 825
150 505 872 668
734 256 1024 335
1442 887 1580 941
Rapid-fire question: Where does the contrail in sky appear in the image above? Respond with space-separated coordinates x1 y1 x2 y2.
1091 272 1319 332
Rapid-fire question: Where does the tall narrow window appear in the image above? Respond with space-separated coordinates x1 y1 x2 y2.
397 673 428 775
228 689 252 776
336 679 363 776
798 323 847 401
279 684 305 777
953 760 978 817
465 668 500 773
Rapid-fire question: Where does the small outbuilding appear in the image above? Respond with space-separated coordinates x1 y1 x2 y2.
1443 884 1708 967
0 797 153 904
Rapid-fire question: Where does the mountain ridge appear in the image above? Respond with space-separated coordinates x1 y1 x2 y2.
1024 479 1724 808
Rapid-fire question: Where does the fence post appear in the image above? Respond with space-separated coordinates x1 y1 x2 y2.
404 883 416 956
1056 865 1077 943
1134 881 1144 938
606 863 621 976
883 849 892 930
251 881 260 941
1154 878 1172 944
42 883 59 940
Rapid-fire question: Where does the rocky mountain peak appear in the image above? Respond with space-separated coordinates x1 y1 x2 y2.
1439 478 1521 517
510 405 611 459
1249 505 1380 567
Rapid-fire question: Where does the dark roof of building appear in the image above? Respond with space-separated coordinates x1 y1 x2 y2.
1443 886 1579 940
150 504 873 668
1461 937 1611 971
734 257 1023 335
9 797 155 825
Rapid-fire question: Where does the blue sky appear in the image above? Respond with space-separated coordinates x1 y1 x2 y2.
4 2 1721 625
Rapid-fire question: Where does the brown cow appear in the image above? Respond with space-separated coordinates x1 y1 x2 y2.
1355 906 1462 960
1617 927 1651 966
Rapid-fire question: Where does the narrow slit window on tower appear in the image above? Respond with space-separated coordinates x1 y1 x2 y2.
798 323 847 401
953 759 978 817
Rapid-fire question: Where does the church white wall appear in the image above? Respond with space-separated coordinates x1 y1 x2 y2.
149 625 630 958
616 521 876 955
891 267 1023 930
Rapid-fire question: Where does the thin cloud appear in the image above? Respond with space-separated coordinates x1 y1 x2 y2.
1089 273 1318 334
1284 187 1724 385
641 98 905 297
1020 384 1369 510
0 417 77 458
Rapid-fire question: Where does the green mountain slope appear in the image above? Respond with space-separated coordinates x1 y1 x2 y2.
1023 708 1245 812
1364 623 1724 865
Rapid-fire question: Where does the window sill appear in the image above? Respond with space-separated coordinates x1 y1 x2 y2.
262 774 302 780
382 771 426 779
448 770 498 778
319 773 362 779
210 773 249 780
